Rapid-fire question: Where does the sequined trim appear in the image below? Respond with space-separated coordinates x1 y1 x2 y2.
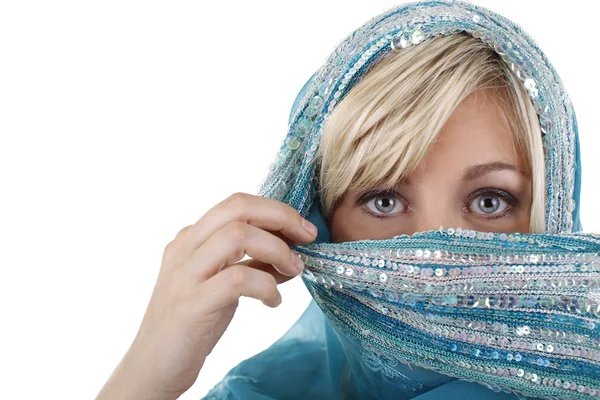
292 228 600 399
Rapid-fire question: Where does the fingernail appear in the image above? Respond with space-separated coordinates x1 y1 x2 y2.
291 251 304 272
302 218 318 237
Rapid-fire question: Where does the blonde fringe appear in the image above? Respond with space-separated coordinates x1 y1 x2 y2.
316 33 545 232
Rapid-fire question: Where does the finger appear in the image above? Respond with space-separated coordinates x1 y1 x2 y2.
269 229 315 246
186 221 305 281
198 265 282 314
232 258 296 285
180 192 318 251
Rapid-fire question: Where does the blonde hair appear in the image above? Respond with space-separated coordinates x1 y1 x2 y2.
316 32 546 232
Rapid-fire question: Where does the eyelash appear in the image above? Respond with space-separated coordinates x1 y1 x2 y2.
356 188 519 221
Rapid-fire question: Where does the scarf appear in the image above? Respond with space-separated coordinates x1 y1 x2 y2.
203 1 597 399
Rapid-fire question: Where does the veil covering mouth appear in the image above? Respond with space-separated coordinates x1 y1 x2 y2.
203 1 600 399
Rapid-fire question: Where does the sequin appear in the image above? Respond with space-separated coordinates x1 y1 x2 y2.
536 357 545 366
304 96 323 118
286 136 302 150
555 379 562 388
536 343 544 351
587 321 596 329
411 28 424 44
295 118 312 137
384 288 399 302
515 327 524 336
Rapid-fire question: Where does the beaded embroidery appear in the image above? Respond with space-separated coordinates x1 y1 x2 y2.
292 228 600 398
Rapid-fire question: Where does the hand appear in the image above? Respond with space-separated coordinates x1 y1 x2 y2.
96 192 318 400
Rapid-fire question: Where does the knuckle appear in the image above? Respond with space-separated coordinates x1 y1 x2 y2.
164 226 192 258
175 225 191 238
229 265 247 291
226 220 248 242
162 239 187 269
163 239 178 256
227 192 249 209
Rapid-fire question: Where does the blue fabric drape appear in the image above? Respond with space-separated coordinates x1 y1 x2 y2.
202 1 587 399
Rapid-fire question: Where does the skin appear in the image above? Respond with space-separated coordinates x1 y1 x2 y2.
330 88 533 242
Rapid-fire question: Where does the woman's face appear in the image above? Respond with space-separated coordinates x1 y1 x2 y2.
330 89 533 243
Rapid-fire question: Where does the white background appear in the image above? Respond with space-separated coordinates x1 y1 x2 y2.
1 1 599 399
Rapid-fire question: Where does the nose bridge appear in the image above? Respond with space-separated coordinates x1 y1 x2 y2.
412 196 462 233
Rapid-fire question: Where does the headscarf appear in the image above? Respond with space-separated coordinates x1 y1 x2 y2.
203 1 600 399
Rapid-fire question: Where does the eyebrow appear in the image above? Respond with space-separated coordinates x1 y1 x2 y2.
400 161 525 186
462 161 524 181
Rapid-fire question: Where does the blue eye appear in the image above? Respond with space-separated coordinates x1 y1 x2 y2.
357 188 518 220
365 194 405 215
469 193 510 215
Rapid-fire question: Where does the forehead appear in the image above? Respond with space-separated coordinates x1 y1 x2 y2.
410 89 525 177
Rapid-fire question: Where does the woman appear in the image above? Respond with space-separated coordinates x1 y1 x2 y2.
97 1 598 399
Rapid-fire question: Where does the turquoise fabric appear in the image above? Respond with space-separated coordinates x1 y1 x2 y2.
202 1 588 399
